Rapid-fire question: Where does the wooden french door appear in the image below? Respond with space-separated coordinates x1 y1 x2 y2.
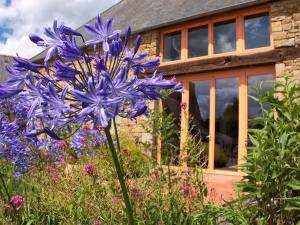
178 65 275 175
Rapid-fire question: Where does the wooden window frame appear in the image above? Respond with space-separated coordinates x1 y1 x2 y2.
159 5 273 65
158 65 275 176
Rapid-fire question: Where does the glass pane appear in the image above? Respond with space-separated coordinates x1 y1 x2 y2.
214 20 236 54
248 74 273 128
188 80 210 168
215 77 239 171
163 31 181 62
188 25 208 58
162 92 182 165
245 13 270 49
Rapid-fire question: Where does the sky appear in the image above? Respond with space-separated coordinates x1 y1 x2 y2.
0 0 119 59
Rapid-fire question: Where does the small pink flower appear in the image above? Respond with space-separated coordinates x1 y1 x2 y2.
47 166 55 174
56 140 65 150
82 123 90 131
80 136 87 143
121 148 129 155
143 150 151 158
111 196 118 205
94 220 101 225
84 163 95 176
180 184 190 196
153 168 159 179
43 151 53 160
180 102 187 110
10 195 24 208
47 166 60 181
130 186 143 198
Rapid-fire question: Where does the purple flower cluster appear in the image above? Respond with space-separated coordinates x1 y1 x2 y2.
0 98 39 176
0 15 182 141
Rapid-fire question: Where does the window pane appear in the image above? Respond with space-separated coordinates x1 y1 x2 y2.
189 80 210 168
245 14 270 49
214 20 236 54
163 31 181 62
215 77 239 171
188 25 208 58
248 74 273 128
162 92 182 165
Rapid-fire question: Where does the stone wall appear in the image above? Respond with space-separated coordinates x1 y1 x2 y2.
271 0 300 80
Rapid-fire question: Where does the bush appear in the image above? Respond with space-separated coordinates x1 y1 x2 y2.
237 76 300 224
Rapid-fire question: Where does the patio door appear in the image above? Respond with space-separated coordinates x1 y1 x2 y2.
182 66 275 174
188 75 241 172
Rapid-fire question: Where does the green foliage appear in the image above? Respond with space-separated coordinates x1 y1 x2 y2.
193 200 252 225
118 133 151 178
183 121 208 168
237 76 300 224
142 101 180 165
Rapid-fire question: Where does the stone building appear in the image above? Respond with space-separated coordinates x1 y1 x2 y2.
31 0 300 203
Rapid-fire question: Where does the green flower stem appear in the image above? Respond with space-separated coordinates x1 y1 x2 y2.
104 127 135 225
112 117 121 152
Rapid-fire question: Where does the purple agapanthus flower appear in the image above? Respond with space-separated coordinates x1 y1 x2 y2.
84 16 120 51
0 98 39 176
29 20 81 64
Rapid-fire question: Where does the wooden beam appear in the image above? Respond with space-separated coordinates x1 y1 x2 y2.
159 47 300 76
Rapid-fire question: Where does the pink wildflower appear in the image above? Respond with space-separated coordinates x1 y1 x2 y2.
111 196 118 205
180 101 187 110
80 136 87 143
94 220 101 225
130 186 143 198
143 149 151 158
56 140 65 150
153 168 159 179
47 166 60 181
84 163 95 176
82 123 90 131
43 151 53 160
121 148 129 155
180 184 190 196
10 195 24 208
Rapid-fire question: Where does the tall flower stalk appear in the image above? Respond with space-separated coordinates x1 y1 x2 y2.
0 15 182 225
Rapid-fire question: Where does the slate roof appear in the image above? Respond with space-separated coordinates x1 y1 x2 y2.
0 54 13 83
31 0 271 62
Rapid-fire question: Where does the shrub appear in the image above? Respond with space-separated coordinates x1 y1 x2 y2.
238 76 300 224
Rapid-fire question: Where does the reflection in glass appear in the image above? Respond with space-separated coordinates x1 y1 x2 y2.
245 14 270 49
248 74 273 128
215 77 239 170
188 25 208 58
162 92 182 165
214 20 236 54
163 31 181 62
189 80 210 167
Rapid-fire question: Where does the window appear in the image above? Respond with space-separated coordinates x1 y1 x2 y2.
163 31 181 62
188 25 208 58
214 20 236 54
160 6 272 63
245 13 270 49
